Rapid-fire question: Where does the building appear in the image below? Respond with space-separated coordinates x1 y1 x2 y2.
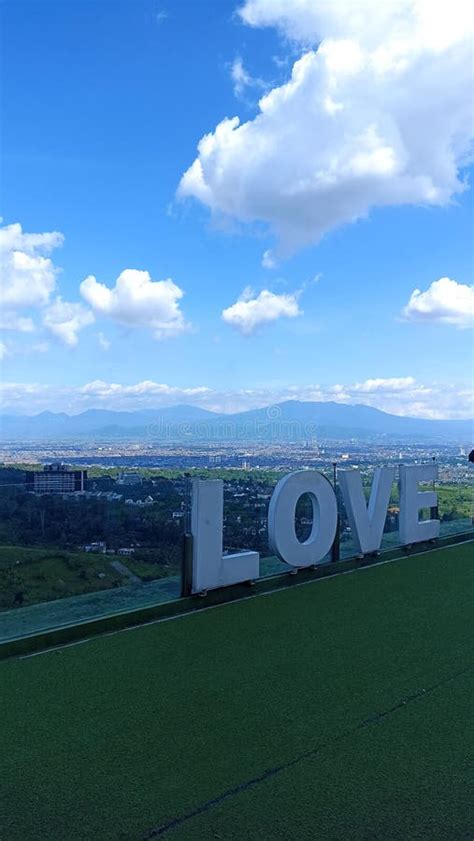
25 462 87 494
84 541 106 554
117 471 142 485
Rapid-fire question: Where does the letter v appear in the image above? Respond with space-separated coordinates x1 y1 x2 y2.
338 467 395 555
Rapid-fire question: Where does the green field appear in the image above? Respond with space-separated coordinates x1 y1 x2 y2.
1 542 473 840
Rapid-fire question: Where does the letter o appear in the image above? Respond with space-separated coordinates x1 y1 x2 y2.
268 470 338 567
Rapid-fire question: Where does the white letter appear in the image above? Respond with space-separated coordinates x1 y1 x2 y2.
339 467 395 554
399 464 440 545
191 479 259 593
268 470 337 568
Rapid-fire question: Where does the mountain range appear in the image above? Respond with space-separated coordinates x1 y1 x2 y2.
0 401 472 443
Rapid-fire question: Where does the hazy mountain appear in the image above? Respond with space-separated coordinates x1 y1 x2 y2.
227 400 472 437
0 405 216 439
0 400 471 443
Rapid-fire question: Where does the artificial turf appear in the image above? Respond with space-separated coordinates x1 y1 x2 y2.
1 542 473 840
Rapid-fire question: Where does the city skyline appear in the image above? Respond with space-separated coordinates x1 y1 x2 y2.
1 0 473 419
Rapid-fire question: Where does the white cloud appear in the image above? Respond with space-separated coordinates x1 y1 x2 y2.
0 223 90 349
42 298 95 347
239 0 472 49
402 277 474 328
0 224 192 347
0 313 35 332
352 376 417 393
323 376 434 408
79 380 211 402
222 287 302 334
231 57 252 96
0 222 63 308
230 57 267 98
0 380 212 414
80 269 190 339
262 249 277 269
0 376 471 419
179 0 473 257
0 341 8 361
97 332 111 351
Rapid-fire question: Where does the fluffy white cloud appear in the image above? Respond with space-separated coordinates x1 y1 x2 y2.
80 269 190 339
42 298 95 347
0 224 193 348
0 376 471 419
402 277 474 328
330 376 439 416
79 380 211 402
352 376 417 393
0 222 92 350
222 287 301 333
239 0 472 47
0 313 35 332
0 222 63 308
323 376 432 406
179 0 473 257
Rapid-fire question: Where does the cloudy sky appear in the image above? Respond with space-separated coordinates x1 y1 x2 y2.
1 0 473 418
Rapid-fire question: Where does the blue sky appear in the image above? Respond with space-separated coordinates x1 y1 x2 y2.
1 0 473 417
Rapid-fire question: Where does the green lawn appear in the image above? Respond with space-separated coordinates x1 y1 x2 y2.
1 542 473 840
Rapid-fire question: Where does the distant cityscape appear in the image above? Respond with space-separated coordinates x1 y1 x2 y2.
1 438 471 484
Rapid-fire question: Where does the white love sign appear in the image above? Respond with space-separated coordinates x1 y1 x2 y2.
190 464 439 594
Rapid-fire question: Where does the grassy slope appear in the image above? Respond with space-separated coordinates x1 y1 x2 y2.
437 484 472 518
0 545 125 610
0 543 473 840
0 545 181 610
